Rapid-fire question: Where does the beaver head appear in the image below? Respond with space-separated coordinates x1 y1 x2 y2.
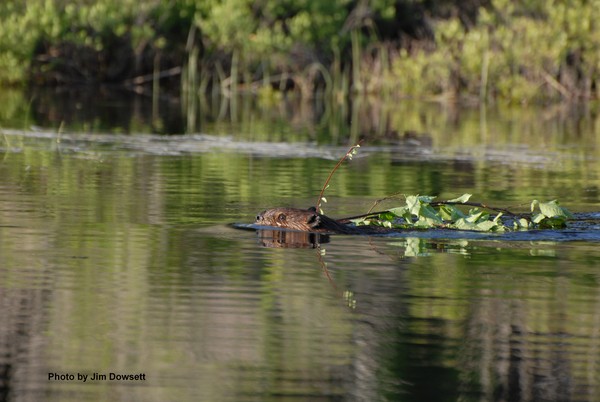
255 207 324 232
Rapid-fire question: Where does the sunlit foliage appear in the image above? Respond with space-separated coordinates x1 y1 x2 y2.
0 0 598 102
353 194 573 232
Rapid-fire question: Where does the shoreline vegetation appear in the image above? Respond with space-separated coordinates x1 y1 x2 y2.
0 0 598 104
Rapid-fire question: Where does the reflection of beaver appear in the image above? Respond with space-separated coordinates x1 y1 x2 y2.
255 207 384 234
257 229 330 248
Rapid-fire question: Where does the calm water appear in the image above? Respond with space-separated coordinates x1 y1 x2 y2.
1 90 600 402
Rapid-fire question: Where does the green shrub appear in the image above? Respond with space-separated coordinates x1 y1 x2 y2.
388 0 599 102
0 0 597 102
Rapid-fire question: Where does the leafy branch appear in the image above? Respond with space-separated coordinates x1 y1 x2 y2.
349 193 573 232
338 194 518 223
313 145 573 233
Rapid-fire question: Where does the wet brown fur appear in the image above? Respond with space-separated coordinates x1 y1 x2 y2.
255 207 380 234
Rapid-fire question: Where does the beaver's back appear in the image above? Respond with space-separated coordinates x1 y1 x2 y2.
255 208 360 234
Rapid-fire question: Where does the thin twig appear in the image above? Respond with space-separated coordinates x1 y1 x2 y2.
315 141 363 212
336 210 391 223
366 191 404 214
335 191 404 223
316 247 337 291
430 201 517 216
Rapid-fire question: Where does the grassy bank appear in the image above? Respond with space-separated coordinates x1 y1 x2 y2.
0 0 598 103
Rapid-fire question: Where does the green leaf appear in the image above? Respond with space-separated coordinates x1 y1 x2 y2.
473 220 499 232
378 212 397 221
414 217 438 227
406 195 437 216
406 195 422 215
514 218 531 230
438 205 466 221
452 218 477 230
446 193 472 203
401 210 414 225
492 223 506 232
539 200 573 219
465 210 484 223
452 218 502 232
531 199 539 213
419 204 443 224
383 207 414 225
417 195 436 203
387 207 407 217
438 206 452 221
537 217 568 229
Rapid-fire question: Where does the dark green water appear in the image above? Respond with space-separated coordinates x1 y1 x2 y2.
1 89 600 401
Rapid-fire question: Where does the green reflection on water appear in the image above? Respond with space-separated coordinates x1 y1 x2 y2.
377 241 600 401
0 91 600 401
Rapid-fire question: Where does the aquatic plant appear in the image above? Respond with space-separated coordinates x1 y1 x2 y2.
351 194 573 232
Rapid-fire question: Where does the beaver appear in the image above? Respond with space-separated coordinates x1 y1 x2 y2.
255 207 384 234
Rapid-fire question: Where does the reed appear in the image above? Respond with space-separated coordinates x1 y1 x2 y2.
351 29 362 94
184 43 200 133
0 0 598 104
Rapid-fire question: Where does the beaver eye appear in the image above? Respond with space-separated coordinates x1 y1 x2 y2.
277 213 286 222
